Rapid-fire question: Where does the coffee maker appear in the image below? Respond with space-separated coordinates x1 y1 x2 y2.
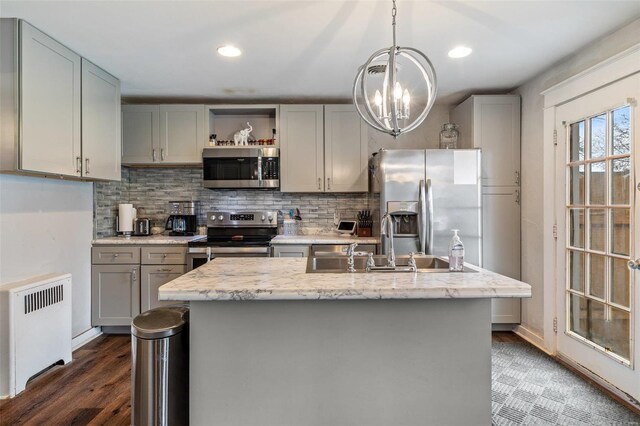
165 201 198 236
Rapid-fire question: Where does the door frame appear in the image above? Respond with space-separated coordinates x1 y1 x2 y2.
542 43 640 353
541 44 640 401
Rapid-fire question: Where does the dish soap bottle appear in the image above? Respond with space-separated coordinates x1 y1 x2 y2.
448 229 464 272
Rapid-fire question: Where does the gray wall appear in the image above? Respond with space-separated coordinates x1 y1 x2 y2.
514 18 640 340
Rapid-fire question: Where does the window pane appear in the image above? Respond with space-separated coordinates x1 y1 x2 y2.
611 106 630 155
588 254 606 299
569 208 584 248
589 114 606 159
611 157 630 205
611 208 630 256
610 258 630 308
569 121 585 162
589 162 606 205
588 209 605 252
569 165 584 205
570 295 630 360
569 250 585 293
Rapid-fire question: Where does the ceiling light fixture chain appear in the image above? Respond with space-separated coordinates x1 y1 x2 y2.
353 0 437 138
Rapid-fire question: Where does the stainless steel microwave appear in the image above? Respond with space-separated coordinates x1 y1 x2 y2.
202 147 279 189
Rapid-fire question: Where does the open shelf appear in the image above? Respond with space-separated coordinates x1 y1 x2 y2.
206 104 279 148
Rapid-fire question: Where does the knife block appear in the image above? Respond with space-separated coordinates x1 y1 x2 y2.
356 226 372 237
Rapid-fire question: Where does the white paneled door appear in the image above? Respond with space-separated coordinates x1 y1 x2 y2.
555 73 640 401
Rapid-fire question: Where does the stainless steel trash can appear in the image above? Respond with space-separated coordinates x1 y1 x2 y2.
132 305 189 426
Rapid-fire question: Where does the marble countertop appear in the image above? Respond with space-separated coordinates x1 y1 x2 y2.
92 235 206 245
159 257 531 301
271 234 380 245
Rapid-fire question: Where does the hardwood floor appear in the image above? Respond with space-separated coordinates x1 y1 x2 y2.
0 335 131 426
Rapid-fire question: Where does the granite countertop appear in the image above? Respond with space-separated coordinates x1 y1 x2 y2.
92 235 207 245
159 257 531 301
271 234 380 245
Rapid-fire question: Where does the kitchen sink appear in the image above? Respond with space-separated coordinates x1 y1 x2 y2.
305 254 475 273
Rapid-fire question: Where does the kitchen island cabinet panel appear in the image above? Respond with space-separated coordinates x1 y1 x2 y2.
91 265 140 326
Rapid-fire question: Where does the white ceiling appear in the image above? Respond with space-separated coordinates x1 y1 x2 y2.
2 1 639 104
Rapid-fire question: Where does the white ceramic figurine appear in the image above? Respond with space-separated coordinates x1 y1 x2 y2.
233 122 253 146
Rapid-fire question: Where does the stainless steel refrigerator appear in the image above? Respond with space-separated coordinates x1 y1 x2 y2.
370 149 482 266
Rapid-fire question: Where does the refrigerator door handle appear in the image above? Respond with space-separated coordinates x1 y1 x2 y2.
426 178 434 255
419 180 427 254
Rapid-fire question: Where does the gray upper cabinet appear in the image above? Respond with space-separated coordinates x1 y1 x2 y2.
280 104 368 193
19 20 81 176
450 95 521 187
121 105 159 164
159 105 206 163
324 105 368 192
280 105 325 192
122 104 206 165
0 19 121 181
81 59 121 180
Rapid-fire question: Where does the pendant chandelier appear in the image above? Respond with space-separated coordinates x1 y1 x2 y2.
353 0 437 138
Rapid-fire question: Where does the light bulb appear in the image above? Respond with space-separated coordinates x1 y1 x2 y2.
402 89 410 105
374 90 383 106
394 82 403 100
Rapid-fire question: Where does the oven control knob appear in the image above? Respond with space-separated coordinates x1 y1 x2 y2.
210 215 216 221
267 215 273 222
218 215 224 221
261 215 266 221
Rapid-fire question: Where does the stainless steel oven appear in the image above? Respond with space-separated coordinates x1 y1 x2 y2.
202 148 279 189
186 210 277 271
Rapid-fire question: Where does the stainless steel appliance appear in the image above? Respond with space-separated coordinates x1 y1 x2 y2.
165 201 198 236
187 210 277 271
133 218 151 236
202 147 279 189
370 149 482 265
132 305 189 426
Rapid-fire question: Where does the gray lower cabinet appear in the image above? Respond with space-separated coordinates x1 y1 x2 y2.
141 265 186 312
92 244 186 327
91 265 140 326
272 245 310 258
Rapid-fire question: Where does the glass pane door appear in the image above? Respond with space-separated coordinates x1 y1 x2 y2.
565 105 632 362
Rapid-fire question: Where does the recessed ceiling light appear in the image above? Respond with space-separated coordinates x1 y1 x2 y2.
448 46 472 59
217 45 242 58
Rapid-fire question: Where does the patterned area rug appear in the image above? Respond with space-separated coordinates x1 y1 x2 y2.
492 342 640 425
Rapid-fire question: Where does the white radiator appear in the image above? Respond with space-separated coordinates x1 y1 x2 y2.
0 273 72 398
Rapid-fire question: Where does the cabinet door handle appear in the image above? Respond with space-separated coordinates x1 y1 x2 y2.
327 178 331 190
76 156 82 175
515 171 520 186
153 149 157 161
85 158 90 175
515 189 520 205
317 177 321 190
132 269 137 282
161 148 166 161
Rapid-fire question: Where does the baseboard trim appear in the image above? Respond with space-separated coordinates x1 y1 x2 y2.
556 352 640 415
71 327 102 351
513 325 553 355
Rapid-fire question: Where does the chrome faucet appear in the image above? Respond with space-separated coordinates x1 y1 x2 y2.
380 213 396 268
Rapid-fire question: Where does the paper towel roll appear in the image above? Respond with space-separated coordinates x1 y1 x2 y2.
118 204 134 233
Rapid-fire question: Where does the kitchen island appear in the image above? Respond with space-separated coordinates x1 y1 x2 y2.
159 257 531 426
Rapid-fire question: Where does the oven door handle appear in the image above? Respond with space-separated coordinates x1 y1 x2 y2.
209 247 271 255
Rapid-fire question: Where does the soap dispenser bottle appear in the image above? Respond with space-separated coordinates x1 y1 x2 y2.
448 229 465 272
